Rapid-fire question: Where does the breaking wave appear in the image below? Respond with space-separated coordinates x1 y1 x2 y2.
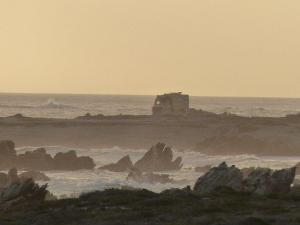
15 145 300 197
39 98 76 109
0 99 77 110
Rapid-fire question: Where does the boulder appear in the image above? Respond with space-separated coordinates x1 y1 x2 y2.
17 147 95 171
99 155 133 172
53 150 95 170
17 148 54 170
244 167 296 195
19 171 50 181
0 178 48 210
134 143 182 172
193 162 296 195
0 140 96 171
193 162 243 194
127 168 174 184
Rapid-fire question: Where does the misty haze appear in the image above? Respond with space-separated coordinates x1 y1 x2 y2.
1 1 300 225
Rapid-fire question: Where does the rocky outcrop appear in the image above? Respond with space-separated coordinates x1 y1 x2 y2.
0 140 95 171
99 155 133 172
193 162 243 194
0 178 48 210
134 143 182 172
244 167 296 195
194 162 296 195
19 171 50 181
53 150 95 170
127 168 174 184
17 148 53 170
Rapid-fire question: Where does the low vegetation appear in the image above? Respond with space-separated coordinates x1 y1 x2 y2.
1 187 300 225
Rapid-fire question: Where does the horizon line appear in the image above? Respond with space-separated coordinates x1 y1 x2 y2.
0 91 300 99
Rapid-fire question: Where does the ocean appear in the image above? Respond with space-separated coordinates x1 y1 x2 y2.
1 93 300 197
1 93 300 118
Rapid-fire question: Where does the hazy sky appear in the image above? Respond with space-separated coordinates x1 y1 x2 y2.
0 1 300 97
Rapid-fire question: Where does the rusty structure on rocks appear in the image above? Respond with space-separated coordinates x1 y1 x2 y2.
152 92 189 116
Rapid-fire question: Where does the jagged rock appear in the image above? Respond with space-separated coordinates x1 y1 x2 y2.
0 178 48 210
193 162 243 194
19 171 50 181
240 167 255 178
99 155 133 172
127 168 174 184
0 140 95 171
53 150 95 170
194 162 296 195
244 167 296 195
0 140 17 169
134 143 182 172
17 148 54 170
195 165 212 173
0 173 8 188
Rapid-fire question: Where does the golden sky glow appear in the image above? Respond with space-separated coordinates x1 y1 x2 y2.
0 0 300 97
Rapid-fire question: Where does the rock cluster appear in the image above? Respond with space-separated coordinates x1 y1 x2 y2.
0 169 49 210
99 155 133 172
134 143 182 172
0 140 95 171
99 143 182 175
243 167 296 194
194 162 243 194
194 162 296 195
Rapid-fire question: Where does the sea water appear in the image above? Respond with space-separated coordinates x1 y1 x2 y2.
2 93 300 196
1 93 300 118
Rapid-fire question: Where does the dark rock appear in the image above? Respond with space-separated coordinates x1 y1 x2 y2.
53 150 95 170
127 168 174 184
99 155 133 172
240 167 255 178
193 162 243 194
244 167 296 195
17 148 54 170
0 178 48 210
194 162 296 195
19 171 50 181
134 143 182 172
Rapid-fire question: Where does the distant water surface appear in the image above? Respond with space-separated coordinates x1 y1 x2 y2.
0 93 300 118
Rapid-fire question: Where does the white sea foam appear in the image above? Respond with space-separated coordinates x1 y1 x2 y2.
15 146 300 198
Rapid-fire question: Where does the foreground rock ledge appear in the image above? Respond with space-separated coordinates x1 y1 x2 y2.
194 162 296 195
